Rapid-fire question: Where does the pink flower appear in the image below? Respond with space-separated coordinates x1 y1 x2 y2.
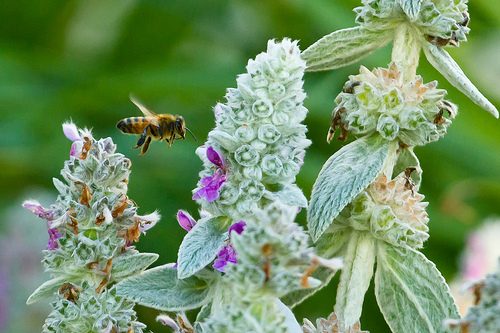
62 122 82 157
23 200 61 250
177 210 197 231
213 244 237 272
213 221 246 272
137 211 160 233
193 147 228 202
46 221 62 251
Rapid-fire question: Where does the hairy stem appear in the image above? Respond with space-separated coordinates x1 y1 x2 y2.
391 24 421 83
334 231 376 330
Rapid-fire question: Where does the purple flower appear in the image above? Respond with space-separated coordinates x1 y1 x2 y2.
46 221 62 250
23 200 61 250
62 122 82 157
177 210 197 231
213 244 237 272
156 314 180 332
229 220 246 235
193 147 228 202
213 221 246 272
137 211 160 233
22 200 53 220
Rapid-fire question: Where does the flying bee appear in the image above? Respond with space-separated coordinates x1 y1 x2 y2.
117 96 197 155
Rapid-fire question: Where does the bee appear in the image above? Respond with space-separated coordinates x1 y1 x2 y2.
117 96 197 155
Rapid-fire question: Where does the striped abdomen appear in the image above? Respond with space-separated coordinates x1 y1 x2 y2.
116 117 150 134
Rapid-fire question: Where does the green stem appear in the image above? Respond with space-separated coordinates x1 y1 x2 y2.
391 24 422 83
334 231 376 331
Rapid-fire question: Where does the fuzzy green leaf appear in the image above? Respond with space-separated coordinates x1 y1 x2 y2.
27 276 67 304
422 42 499 118
375 243 461 333
334 231 376 329
177 216 230 279
112 252 159 279
307 134 391 241
196 302 213 324
302 26 393 72
315 227 351 259
398 0 423 19
115 263 217 311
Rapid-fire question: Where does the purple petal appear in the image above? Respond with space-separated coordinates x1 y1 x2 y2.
213 244 237 272
70 142 79 157
177 210 197 231
172 263 178 269
137 211 160 232
156 314 180 332
192 172 227 202
229 221 246 236
23 200 53 220
46 221 62 250
62 122 82 142
206 146 225 168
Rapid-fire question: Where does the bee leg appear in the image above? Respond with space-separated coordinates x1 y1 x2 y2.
169 123 175 146
133 125 150 149
139 136 152 156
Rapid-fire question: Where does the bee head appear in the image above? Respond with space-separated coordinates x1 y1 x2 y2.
175 116 186 139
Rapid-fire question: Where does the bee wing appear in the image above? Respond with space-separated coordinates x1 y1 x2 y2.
129 94 160 127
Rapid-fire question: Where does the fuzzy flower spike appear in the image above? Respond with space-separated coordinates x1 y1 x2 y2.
25 122 159 332
193 38 311 221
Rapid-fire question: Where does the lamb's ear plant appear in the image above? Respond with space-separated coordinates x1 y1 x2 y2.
304 0 497 332
25 1 498 332
24 123 160 332
115 38 342 332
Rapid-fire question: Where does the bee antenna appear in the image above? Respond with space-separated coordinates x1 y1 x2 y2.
185 127 197 141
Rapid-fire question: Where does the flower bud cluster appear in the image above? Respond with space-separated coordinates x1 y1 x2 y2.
330 62 456 146
43 281 145 333
193 38 311 220
334 172 429 249
355 0 469 47
447 260 500 333
200 295 288 333
200 202 342 332
25 124 159 332
224 202 319 298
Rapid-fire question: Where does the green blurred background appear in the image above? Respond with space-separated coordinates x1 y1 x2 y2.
1 0 499 332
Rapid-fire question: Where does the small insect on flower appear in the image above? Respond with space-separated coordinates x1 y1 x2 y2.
117 95 197 156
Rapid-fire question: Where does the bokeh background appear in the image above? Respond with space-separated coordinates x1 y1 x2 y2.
1 0 500 332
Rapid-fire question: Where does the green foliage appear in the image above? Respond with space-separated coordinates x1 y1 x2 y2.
308 134 392 240
375 243 460 333
2 1 500 332
116 264 217 312
177 216 230 279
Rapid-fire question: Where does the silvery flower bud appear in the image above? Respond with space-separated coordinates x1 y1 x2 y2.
329 62 455 146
